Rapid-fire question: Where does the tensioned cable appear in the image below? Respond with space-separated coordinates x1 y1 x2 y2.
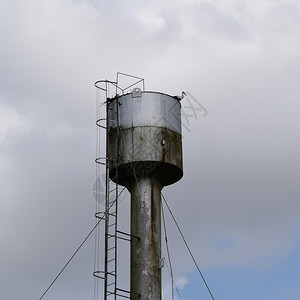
154 221 182 300
94 88 99 300
94 88 104 300
39 186 126 300
161 193 215 300
39 216 105 300
159 246 182 300
161 200 174 300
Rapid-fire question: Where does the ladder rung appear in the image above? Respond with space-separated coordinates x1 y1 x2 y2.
107 271 116 276
107 258 116 263
107 233 117 238
107 282 115 287
108 119 118 124
115 292 130 299
107 213 116 217
116 288 131 298
108 112 117 118
116 288 131 294
116 235 131 242
106 291 115 296
109 112 117 117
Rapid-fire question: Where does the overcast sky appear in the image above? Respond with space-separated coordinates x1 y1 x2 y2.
1 0 300 299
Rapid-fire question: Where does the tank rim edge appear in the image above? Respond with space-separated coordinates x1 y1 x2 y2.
107 90 182 105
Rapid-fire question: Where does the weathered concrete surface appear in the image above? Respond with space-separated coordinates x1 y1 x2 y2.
130 178 162 300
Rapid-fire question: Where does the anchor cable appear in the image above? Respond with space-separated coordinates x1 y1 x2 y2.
39 215 105 300
162 200 175 300
39 185 126 300
161 193 215 300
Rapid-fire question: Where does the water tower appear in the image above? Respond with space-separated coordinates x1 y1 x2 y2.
95 73 183 300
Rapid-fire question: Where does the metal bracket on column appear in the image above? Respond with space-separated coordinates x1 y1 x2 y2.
159 257 165 269
116 230 140 242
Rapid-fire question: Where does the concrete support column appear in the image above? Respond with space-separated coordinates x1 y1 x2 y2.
130 178 162 300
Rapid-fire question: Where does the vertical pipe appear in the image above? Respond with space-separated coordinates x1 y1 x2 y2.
130 178 162 300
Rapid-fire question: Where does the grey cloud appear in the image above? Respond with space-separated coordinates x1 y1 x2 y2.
1 0 300 299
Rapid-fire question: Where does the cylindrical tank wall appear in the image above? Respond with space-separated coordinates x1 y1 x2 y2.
108 91 183 188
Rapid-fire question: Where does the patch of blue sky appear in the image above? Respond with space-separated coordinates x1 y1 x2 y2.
210 235 237 251
180 238 300 300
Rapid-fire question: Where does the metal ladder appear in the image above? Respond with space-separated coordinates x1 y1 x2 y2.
94 74 145 300
93 80 119 300
104 97 119 299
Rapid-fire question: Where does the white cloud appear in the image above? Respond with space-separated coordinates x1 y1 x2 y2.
163 274 189 300
0 102 24 144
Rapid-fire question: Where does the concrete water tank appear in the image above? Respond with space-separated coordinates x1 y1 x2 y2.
108 88 183 188
107 87 183 300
